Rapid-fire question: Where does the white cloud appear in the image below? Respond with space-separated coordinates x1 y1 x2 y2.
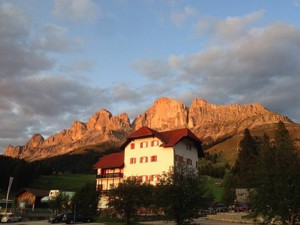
53 0 100 23
132 59 173 79
132 14 300 123
34 24 85 52
195 10 264 42
0 3 53 78
0 1 103 151
171 5 197 26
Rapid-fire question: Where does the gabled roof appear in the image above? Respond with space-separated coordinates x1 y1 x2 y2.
160 128 202 147
16 188 50 197
127 126 161 139
93 152 124 169
121 126 204 157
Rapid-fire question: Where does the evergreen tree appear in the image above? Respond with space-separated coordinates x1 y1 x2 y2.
250 122 300 225
221 172 237 205
232 128 259 188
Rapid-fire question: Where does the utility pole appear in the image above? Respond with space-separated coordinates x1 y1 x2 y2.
5 177 14 214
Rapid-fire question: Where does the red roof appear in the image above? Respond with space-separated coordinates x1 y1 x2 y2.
160 128 202 147
127 126 161 138
93 152 124 169
121 127 204 157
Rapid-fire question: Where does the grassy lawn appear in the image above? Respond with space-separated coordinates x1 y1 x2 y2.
29 173 95 192
204 176 224 202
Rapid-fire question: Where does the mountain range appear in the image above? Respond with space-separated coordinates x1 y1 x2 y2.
4 97 300 163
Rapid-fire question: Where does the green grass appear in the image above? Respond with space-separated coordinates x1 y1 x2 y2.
30 173 95 192
204 176 224 203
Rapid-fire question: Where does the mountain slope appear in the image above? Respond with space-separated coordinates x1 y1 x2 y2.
4 97 297 162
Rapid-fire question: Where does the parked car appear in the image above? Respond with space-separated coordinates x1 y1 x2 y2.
49 213 67 223
205 206 216 215
1 214 22 223
214 203 229 212
63 212 92 224
234 203 250 212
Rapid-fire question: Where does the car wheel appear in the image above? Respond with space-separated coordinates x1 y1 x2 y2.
86 218 91 223
7 220 11 223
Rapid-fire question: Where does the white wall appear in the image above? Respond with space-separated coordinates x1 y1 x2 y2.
124 137 174 184
174 139 199 169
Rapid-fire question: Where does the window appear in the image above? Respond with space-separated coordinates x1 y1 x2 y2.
175 154 183 163
130 158 136 164
150 155 157 162
149 175 160 182
140 141 148 148
151 140 159 147
150 175 155 181
130 143 135 149
142 175 148 182
187 158 192 165
186 143 192 150
140 156 148 163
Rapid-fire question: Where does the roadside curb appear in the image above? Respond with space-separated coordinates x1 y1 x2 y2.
207 212 254 224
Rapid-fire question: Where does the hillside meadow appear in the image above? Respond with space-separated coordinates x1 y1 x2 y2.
29 173 96 192
30 173 223 202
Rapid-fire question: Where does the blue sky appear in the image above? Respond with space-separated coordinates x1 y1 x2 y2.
1 0 300 153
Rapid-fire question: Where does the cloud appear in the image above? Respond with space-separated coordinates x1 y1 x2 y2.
33 24 85 52
195 10 264 42
294 0 300 6
132 14 300 123
185 22 300 121
132 59 173 79
52 0 100 23
171 5 197 27
0 3 53 78
0 1 104 151
0 75 112 149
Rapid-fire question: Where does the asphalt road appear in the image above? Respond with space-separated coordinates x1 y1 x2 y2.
12 217 252 225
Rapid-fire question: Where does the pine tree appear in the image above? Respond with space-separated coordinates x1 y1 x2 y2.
232 129 259 188
250 122 300 225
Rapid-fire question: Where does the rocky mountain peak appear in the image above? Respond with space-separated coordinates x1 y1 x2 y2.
133 97 188 130
86 109 112 131
4 97 295 161
26 134 44 148
68 121 87 141
191 98 210 107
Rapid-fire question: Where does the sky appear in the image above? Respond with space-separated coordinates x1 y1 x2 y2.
1 0 300 153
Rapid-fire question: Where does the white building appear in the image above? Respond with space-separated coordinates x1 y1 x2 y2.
94 126 204 208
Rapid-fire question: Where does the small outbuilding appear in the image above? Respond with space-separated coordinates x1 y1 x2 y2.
15 188 50 211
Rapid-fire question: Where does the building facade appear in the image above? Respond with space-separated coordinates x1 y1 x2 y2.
94 126 204 208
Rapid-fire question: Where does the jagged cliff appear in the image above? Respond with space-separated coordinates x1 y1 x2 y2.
4 97 293 161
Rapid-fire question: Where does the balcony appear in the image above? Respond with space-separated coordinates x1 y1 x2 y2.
96 173 124 179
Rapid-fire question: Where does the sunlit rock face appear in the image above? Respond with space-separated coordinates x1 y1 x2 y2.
4 97 293 161
188 98 291 142
133 97 188 131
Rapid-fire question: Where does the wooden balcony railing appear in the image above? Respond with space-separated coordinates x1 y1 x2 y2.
96 173 124 179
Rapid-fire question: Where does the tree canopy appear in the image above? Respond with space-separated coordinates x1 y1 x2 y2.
250 121 300 225
72 182 100 216
232 128 259 188
108 178 153 224
156 165 207 225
